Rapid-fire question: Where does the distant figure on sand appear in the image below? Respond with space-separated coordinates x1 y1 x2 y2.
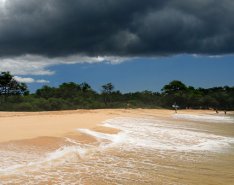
172 103 179 113
215 109 219 114
224 110 227 115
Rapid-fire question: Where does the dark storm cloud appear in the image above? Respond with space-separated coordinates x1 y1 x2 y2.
0 0 234 57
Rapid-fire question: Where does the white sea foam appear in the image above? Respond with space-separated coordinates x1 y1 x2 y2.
1 116 233 176
173 114 234 123
1 117 234 184
65 137 82 145
44 145 86 162
78 117 234 152
0 149 41 174
0 144 86 174
78 128 126 143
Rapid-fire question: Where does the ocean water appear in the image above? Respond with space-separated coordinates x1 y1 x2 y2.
0 114 234 184
173 113 234 123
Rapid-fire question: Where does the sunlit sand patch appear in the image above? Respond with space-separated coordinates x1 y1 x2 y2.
92 126 120 134
64 132 98 144
7 137 65 151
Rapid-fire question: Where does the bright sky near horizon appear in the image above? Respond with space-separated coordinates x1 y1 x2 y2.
0 0 234 92
26 55 234 93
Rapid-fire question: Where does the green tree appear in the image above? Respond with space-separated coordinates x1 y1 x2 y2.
56 82 80 99
80 82 91 92
161 80 187 94
102 83 114 94
161 80 188 108
35 85 56 99
102 83 114 105
0 72 28 103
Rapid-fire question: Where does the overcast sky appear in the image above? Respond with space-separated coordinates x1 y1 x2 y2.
0 0 234 91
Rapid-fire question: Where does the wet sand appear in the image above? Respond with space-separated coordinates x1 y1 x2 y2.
0 109 233 184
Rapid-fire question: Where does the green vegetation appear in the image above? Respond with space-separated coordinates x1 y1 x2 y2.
0 72 233 111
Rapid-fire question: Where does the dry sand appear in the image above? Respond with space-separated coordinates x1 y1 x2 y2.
0 109 226 143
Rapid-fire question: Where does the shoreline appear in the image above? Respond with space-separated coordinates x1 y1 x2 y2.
0 109 234 184
0 109 232 143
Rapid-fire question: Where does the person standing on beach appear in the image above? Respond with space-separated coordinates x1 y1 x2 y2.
172 103 179 113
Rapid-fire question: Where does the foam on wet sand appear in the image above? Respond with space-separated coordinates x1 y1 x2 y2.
0 109 234 184
173 113 234 123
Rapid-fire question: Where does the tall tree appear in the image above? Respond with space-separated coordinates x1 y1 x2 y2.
102 83 114 105
80 82 91 92
0 72 28 104
102 83 114 94
161 80 187 94
161 80 188 108
0 72 28 96
57 82 81 99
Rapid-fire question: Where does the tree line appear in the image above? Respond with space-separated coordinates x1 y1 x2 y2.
0 72 233 111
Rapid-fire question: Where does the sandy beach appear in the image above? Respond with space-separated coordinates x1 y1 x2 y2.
0 109 233 185
0 109 222 143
